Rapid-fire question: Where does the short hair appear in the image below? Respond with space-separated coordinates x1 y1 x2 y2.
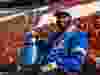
54 11 70 18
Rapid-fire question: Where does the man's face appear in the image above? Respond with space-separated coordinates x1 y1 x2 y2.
0 32 24 64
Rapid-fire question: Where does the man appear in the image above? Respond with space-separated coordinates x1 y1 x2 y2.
0 32 24 64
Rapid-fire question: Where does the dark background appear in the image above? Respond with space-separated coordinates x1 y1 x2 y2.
0 0 48 8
